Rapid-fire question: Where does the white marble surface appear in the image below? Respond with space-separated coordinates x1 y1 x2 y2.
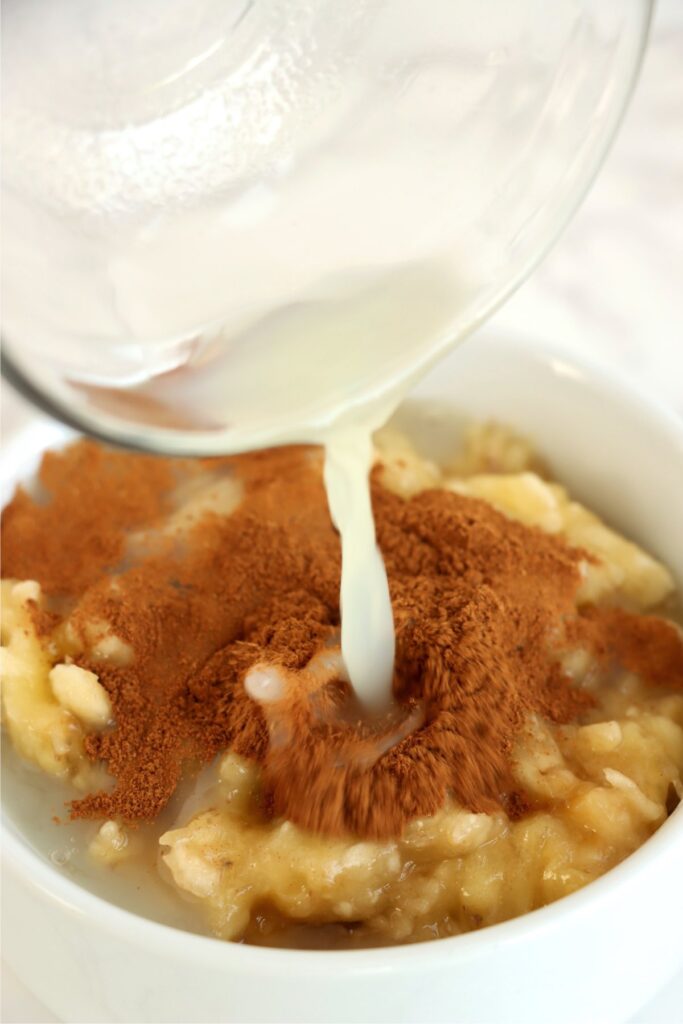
2 3 682 1022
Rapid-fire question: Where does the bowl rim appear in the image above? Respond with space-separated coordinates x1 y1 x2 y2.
2 332 683 972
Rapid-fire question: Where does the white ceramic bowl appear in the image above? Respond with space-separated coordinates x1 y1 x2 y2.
2 333 683 1024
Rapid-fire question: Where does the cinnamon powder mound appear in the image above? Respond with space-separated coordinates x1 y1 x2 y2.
1 441 179 594
2 440 682 839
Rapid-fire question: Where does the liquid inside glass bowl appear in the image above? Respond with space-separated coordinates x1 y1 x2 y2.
1 0 651 454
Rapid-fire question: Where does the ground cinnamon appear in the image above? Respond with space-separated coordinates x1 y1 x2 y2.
2 440 682 838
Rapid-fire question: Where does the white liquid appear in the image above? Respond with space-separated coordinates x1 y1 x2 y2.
323 426 395 709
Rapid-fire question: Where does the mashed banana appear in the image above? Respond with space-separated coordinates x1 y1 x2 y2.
161 682 683 945
2 423 682 947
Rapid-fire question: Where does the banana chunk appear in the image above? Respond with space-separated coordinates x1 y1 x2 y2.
49 663 112 729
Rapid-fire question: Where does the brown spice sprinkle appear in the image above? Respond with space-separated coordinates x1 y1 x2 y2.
2 440 682 839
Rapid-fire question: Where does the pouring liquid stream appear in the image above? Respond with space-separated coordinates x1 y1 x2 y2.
323 425 396 710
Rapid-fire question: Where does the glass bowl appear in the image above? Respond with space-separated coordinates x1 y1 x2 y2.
1 0 653 454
